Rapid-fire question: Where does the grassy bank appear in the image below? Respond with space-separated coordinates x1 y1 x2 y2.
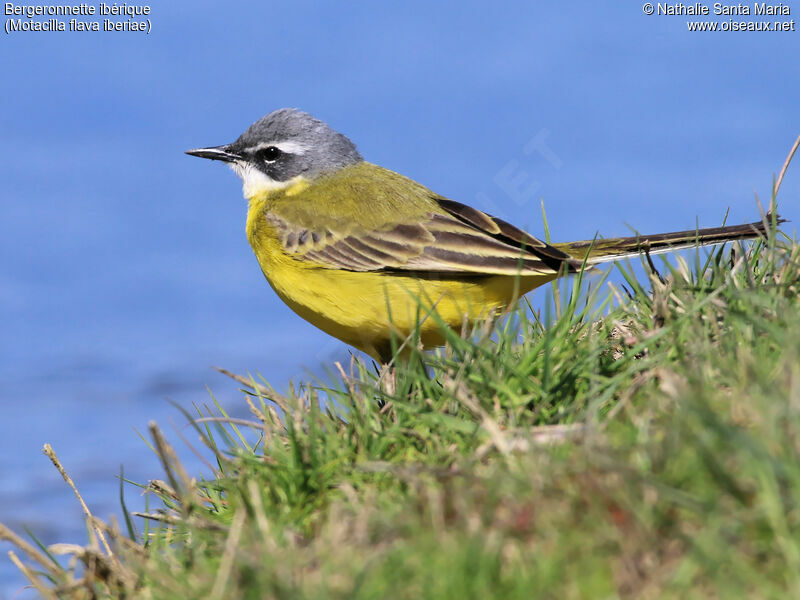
3 149 800 599
3 214 800 599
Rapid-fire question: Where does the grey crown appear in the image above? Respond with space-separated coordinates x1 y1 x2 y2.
230 108 363 182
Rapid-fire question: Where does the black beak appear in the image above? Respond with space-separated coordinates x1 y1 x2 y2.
185 144 241 163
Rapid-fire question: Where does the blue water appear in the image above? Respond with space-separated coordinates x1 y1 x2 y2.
2 2 798 596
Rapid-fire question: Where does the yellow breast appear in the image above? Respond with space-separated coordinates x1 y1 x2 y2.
245 189 553 361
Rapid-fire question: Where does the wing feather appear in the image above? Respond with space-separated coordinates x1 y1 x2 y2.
266 196 582 276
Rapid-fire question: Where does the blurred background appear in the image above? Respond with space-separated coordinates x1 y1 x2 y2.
1 1 798 595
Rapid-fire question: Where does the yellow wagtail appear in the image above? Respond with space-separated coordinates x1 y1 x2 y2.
187 109 774 363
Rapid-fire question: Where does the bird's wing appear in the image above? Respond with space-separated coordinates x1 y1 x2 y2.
266 196 582 277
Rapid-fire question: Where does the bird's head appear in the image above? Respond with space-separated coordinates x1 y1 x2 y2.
186 108 363 198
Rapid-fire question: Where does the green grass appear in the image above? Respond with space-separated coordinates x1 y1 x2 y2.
3 212 800 598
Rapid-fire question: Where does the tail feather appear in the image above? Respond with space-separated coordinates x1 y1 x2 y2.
554 214 784 266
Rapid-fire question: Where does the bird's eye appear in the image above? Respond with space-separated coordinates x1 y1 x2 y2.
257 146 282 162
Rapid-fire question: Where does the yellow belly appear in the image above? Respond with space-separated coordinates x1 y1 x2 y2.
246 199 554 361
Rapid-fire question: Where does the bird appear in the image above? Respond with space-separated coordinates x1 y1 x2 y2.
187 108 776 363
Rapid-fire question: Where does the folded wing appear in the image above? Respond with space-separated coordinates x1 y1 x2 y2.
266 196 583 277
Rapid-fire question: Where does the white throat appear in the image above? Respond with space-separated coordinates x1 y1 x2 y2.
229 162 293 199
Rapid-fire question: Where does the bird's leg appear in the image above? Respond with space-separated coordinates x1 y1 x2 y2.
374 341 398 399
378 363 396 398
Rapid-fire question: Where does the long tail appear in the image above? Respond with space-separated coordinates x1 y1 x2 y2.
553 214 784 265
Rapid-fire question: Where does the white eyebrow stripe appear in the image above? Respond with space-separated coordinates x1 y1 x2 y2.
248 140 311 155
